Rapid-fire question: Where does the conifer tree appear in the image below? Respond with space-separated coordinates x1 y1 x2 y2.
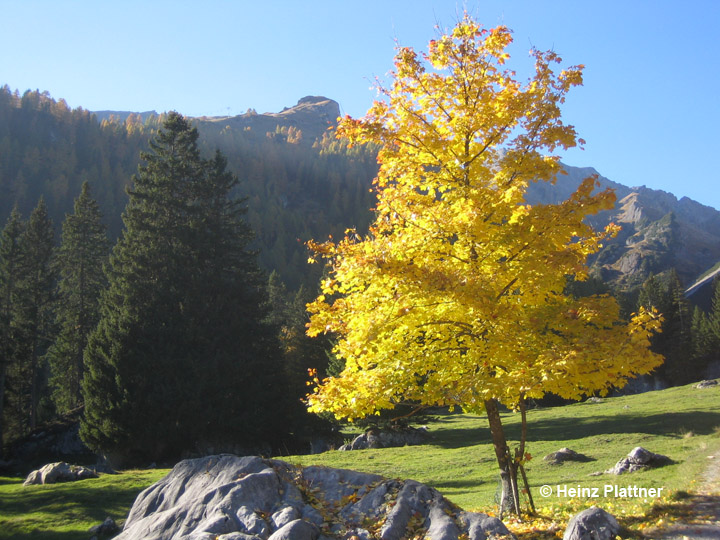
638 271 695 384
81 113 285 465
708 278 720 342
0 208 25 451
692 279 720 370
11 199 55 431
47 182 109 412
691 306 713 360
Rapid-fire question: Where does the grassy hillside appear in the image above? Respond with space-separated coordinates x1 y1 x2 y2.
1 382 719 539
289 384 720 511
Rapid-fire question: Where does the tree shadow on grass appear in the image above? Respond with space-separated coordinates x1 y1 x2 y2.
429 411 720 449
0 477 147 540
0 532 94 540
426 415 492 449
522 411 720 443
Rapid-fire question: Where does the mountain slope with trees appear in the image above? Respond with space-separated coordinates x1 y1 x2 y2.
2 85 719 295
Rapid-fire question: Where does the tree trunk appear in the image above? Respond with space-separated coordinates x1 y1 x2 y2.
516 397 536 514
30 352 37 430
0 362 5 457
484 398 518 517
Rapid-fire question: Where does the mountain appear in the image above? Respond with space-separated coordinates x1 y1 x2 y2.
196 96 340 143
92 110 159 123
526 166 720 291
685 263 720 311
2 86 719 295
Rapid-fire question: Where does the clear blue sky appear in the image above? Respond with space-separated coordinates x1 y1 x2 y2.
2 1 719 210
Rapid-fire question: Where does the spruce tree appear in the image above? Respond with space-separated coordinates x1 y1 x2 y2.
708 278 720 342
664 270 694 383
11 199 55 431
0 208 25 451
47 182 109 412
81 113 286 465
638 271 695 384
692 306 713 359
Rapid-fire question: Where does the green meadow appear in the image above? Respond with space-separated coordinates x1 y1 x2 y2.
2 382 719 539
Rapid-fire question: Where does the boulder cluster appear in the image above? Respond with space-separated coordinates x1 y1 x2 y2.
339 427 430 451
23 461 98 485
116 455 513 540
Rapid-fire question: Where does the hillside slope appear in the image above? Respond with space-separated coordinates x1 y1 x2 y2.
527 165 720 290
2 86 719 293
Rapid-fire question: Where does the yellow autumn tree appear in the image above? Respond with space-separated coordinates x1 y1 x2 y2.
306 17 663 516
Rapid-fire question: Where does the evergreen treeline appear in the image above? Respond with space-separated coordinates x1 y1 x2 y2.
0 85 378 291
0 86 152 237
634 271 720 386
0 113 334 464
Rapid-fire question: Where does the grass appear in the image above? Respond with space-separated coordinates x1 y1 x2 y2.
0 469 166 539
1 382 719 539
289 384 720 511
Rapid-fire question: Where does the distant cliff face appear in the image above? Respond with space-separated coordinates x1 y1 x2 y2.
527 165 720 290
196 96 341 142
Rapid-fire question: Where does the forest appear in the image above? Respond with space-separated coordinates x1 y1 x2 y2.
1 83 720 465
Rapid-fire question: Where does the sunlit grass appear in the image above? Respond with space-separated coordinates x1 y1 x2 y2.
0 469 167 539
288 382 720 538
0 381 718 539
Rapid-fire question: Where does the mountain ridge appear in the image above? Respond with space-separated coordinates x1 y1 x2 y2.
3 87 717 295
91 95 720 293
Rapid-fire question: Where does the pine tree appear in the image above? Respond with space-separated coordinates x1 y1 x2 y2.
0 208 25 452
691 306 713 360
11 199 55 431
47 182 109 413
692 279 720 373
708 278 720 342
665 270 694 383
638 271 696 384
81 113 286 465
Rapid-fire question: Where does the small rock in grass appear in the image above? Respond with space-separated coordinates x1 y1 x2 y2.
89 516 119 536
563 506 620 540
605 446 673 475
23 462 98 485
543 448 593 465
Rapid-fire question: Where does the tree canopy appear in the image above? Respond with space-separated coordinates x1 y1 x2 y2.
47 182 109 412
305 17 662 515
81 112 288 465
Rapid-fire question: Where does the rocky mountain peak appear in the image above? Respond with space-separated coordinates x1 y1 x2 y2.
272 96 340 124
537 165 720 290
197 96 340 142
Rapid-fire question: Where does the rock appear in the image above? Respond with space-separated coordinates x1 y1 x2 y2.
89 517 119 537
267 520 319 540
3 409 96 473
339 427 430 451
23 461 98 485
116 455 514 540
605 447 673 475
563 507 620 540
543 448 593 465
694 379 719 389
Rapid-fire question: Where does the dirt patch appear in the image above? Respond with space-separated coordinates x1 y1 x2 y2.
647 450 720 539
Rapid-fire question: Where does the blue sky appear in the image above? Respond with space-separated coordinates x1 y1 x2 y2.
2 1 719 209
